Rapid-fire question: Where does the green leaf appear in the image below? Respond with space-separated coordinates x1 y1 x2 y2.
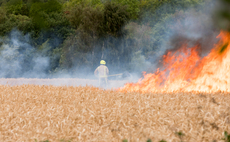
147 139 152 142
176 131 185 136
122 139 128 142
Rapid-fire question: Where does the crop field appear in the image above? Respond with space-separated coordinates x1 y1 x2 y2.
0 78 129 88
0 80 230 142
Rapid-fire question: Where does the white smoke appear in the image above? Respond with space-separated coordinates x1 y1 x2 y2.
0 30 132 89
0 30 50 78
0 0 221 88
142 0 220 72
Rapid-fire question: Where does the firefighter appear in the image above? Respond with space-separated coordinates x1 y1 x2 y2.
94 60 109 87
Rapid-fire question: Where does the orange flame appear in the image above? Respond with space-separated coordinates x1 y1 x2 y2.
120 31 230 93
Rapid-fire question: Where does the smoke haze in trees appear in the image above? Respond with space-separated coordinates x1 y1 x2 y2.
143 0 221 73
0 30 50 78
0 0 227 86
0 30 135 88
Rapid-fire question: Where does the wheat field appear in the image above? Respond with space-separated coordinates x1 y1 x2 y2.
0 78 128 88
0 80 230 142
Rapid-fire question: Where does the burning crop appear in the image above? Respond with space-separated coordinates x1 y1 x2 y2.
120 32 230 93
1 32 230 141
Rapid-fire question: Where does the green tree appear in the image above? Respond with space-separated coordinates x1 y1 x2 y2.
139 0 205 25
0 14 33 35
63 0 103 10
103 2 130 37
29 0 62 31
215 0 230 31
6 0 30 16
112 0 140 19
0 7 6 24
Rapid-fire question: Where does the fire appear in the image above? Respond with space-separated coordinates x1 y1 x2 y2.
120 31 230 93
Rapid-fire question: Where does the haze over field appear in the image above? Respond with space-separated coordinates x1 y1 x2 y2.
0 0 229 87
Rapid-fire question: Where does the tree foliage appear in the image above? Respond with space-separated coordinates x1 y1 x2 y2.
0 0 218 77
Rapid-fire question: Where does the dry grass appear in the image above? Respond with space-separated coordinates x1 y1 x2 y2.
0 83 230 142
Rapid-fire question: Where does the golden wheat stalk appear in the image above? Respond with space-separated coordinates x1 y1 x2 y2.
0 79 229 141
